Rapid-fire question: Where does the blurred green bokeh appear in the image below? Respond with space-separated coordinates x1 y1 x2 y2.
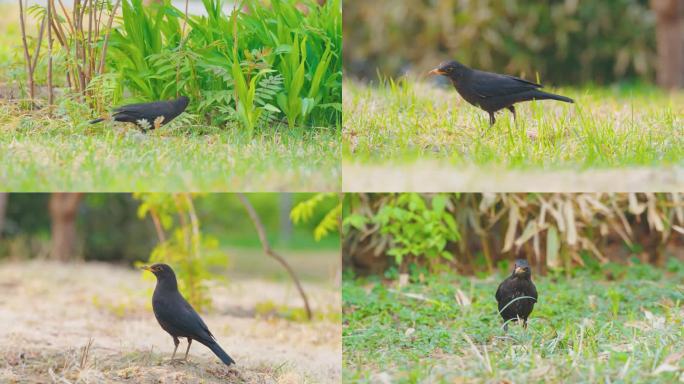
0 193 339 263
344 0 656 85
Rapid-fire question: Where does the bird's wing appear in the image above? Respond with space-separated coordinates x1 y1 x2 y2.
471 70 542 99
495 280 505 303
179 297 215 340
530 282 538 301
503 74 541 88
153 293 215 342
114 100 171 115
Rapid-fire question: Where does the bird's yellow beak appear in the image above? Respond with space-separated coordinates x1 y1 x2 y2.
140 265 152 272
514 267 525 275
429 68 445 76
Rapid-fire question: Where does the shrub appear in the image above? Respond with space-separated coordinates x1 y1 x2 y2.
108 0 342 130
343 0 655 85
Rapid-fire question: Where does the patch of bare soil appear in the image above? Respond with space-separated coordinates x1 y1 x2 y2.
0 261 341 383
343 162 684 192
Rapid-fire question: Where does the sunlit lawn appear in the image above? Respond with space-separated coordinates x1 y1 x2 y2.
343 79 683 167
343 261 684 383
0 105 340 191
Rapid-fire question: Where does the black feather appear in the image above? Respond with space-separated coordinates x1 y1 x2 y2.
146 263 235 366
495 259 538 329
89 96 189 130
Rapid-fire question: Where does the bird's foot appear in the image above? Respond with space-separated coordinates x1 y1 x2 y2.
153 116 165 130
167 358 188 365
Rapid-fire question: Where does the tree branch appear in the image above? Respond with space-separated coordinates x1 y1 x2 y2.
237 193 312 320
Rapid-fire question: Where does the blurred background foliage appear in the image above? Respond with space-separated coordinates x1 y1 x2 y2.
343 193 684 278
0 193 339 263
343 0 658 85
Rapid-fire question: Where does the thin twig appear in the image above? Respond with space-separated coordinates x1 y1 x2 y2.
87 0 93 83
30 17 47 78
175 0 190 97
387 288 449 309
237 193 313 320
18 0 34 100
47 0 54 109
50 0 68 48
462 333 492 373
96 0 121 76
57 0 75 34
149 209 167 243
183 193 201 261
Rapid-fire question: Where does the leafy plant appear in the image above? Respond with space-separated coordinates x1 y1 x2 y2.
134 193 227 311
291 193 341 241
373 194 460 267
344 193 684 276
19 0 123 109
107 0 341 130
108 0 183 102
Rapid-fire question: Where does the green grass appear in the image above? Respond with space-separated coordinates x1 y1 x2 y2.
343 79 684 168
343 262 684 383
0 105 340 191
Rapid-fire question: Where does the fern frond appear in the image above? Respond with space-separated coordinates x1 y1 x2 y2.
314 202 341 241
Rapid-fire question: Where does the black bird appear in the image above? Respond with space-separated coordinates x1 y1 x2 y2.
495 259 538 329
142 263 235 365
429 60 574 126
89 96 189 131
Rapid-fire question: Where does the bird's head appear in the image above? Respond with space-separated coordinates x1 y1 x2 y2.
512 259 532 279
176 95 190 109
141 263 176 280
428 60 469 79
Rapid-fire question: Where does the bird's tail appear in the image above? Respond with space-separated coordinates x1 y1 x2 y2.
204 340 235 366
529 90 574 103
89 118 106 124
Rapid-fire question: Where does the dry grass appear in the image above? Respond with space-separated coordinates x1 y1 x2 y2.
0 261 341 383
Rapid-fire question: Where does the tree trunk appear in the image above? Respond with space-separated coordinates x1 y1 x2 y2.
0 193 8 237
49 193 83 261
651 0 684 89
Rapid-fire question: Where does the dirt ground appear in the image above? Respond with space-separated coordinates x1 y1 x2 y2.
0 261 341 383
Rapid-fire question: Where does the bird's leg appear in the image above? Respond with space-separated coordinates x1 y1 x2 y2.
153 116 165 130
507 105 516 121
171 337 180 361
488 112 496 126
184 338 192 361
